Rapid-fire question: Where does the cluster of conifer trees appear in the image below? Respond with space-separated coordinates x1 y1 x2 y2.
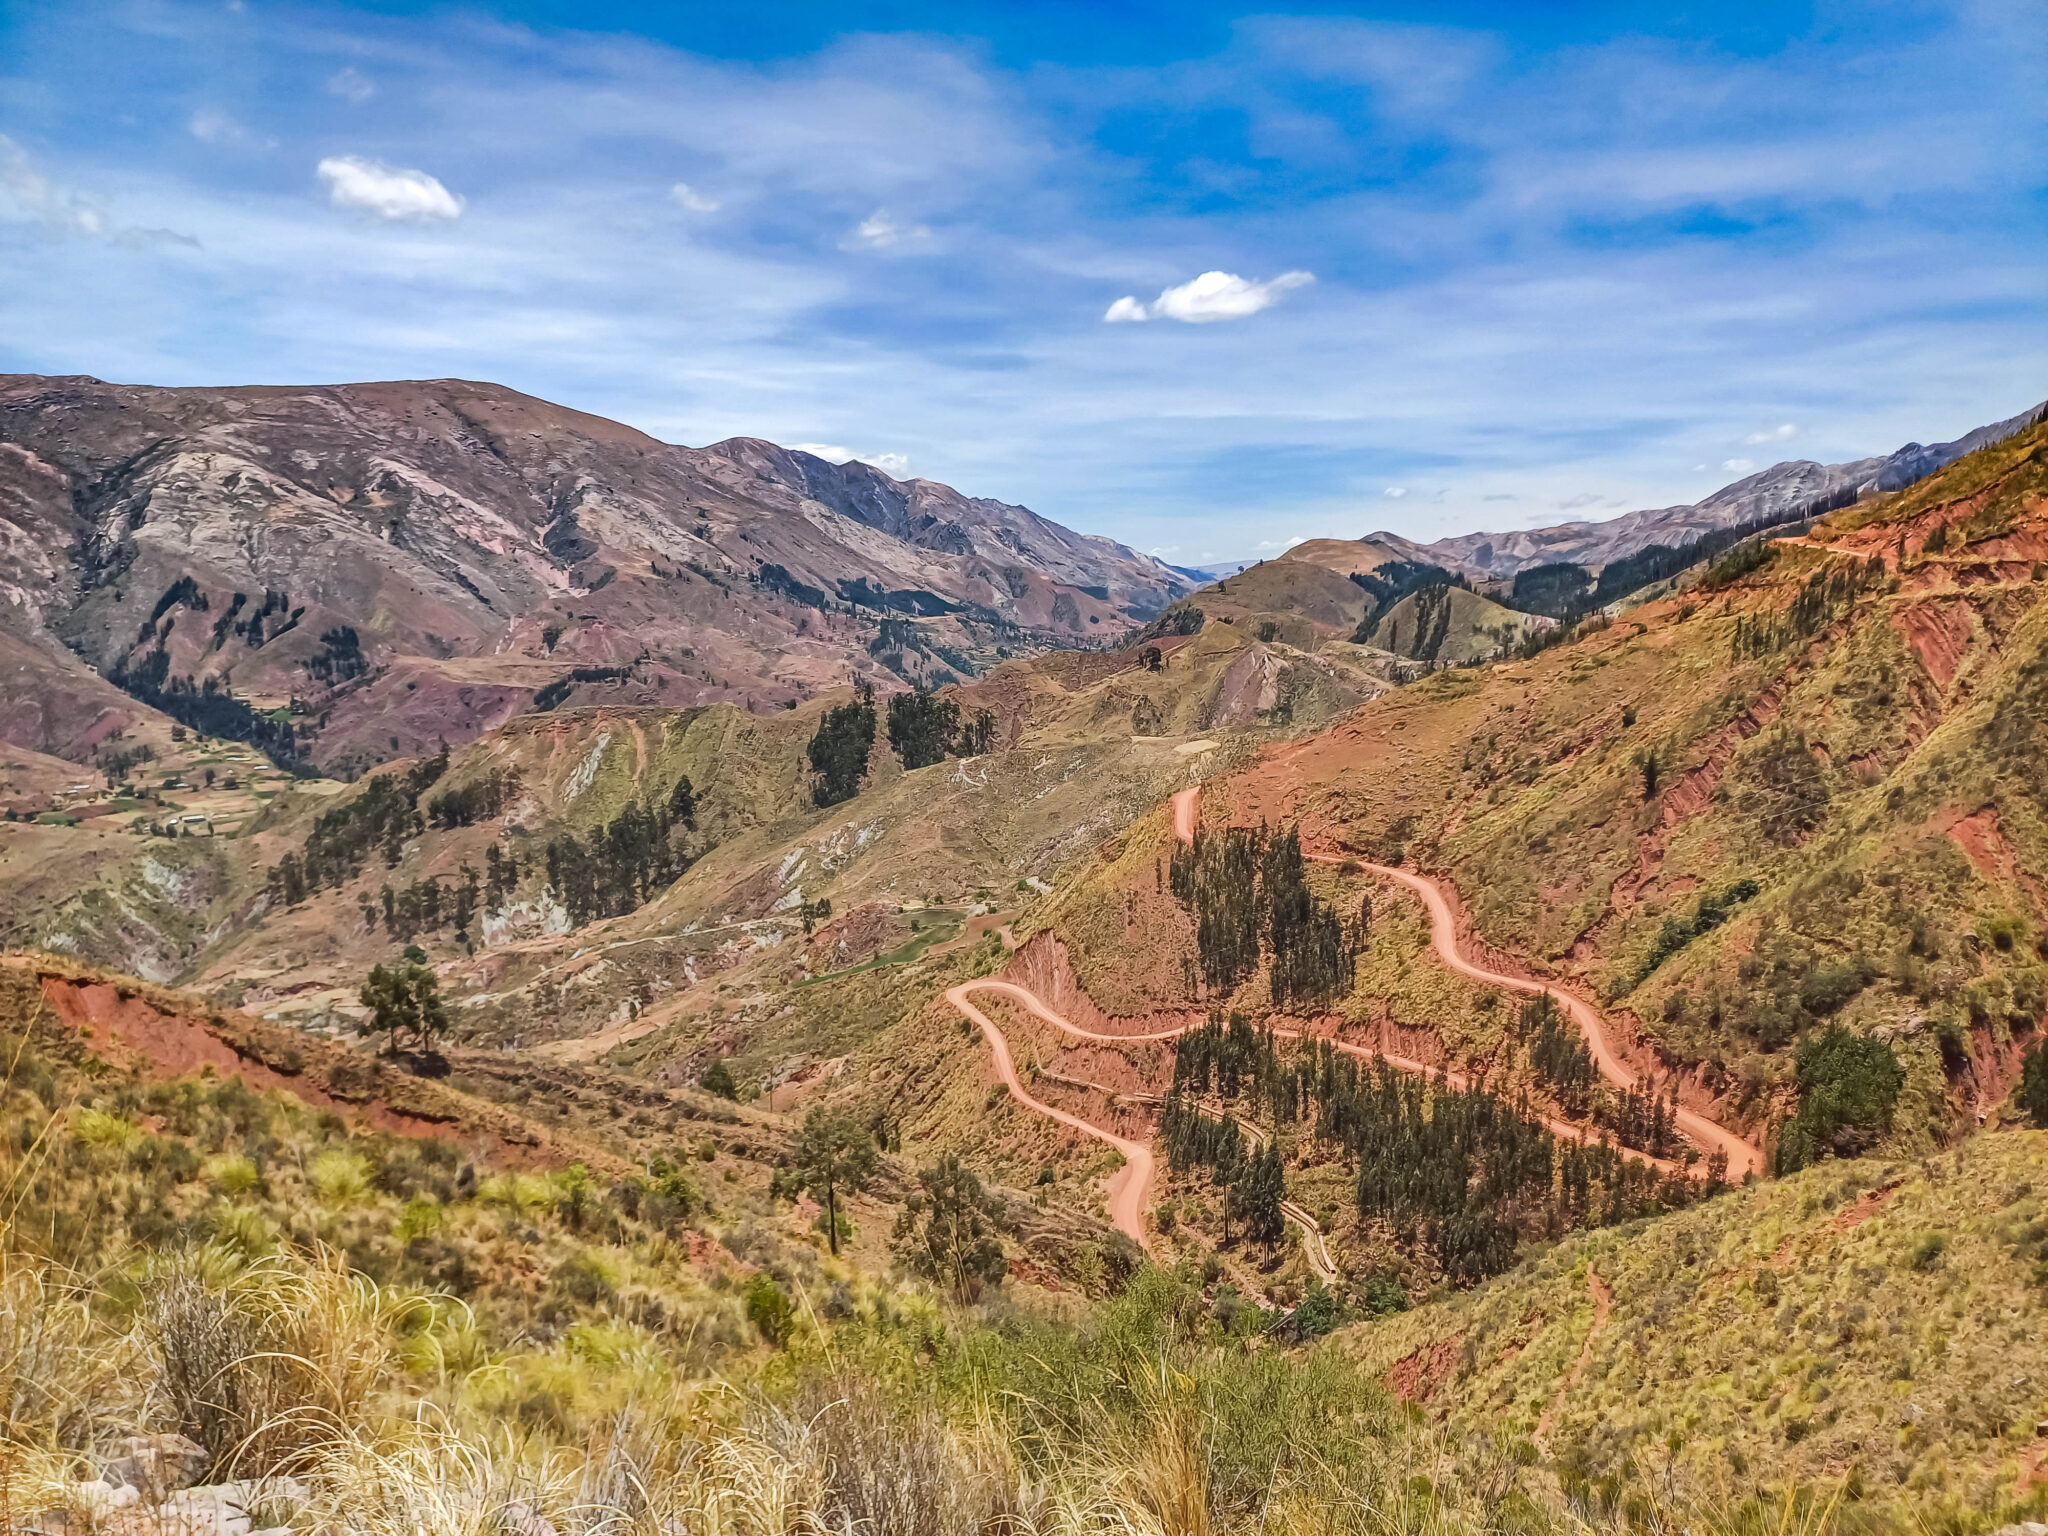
1731 557 1887 658
1168 824 1359 1005
424 768 524 829
544 776 699 927
887 689 998 768
1524 996 1596 1115
1521 995 1684 1158
809 681 999 803
1160 1005 1712 1284
365 869 482 948
808 683 877 806
267 748 451 903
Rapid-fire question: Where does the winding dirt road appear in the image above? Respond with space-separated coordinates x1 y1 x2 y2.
943 777 1762 1255
944 980 1158 1245
1304 851 1764 1181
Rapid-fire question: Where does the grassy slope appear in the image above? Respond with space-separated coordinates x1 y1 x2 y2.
1343 1126 2048 1512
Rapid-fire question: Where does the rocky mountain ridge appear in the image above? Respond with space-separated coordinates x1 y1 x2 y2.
1368 396 2048 578
0 374 1191 771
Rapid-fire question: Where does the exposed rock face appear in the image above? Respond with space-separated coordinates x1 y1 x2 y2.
0 375 1190 770
1370 398 2048 579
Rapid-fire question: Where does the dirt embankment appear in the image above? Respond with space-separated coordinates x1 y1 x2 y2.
6 954 629 1175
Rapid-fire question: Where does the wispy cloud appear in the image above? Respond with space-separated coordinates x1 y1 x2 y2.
1744 422 1798 444
793 443 911 477
1105 269 1313 323
670 182 720 213
847 210 927 249
188 108 274 149
326 68 375 103
316 156 463 221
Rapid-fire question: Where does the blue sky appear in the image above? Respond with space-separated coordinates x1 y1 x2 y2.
1 1 2042 564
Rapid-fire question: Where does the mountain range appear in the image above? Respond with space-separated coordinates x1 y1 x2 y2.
0 374 1190 772
1367 397 2048 578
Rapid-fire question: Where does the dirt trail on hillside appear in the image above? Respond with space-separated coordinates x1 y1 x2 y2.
945 956 1692 1248
945 981 1158 1246
1325 853 1765 1180
947 773 1765 1250
1175 783 1761 1177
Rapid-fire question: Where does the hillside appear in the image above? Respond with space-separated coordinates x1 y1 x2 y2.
1033 413 2048 1185
0 374 1190 774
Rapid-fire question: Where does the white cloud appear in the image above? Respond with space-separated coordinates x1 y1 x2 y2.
1255 535 1307 549
188 108 274 149
1743 422 1799 444
1103 269 1314 324
316 156 462 221
327 68 375 104
847 210 927 249
792 442 909 476
1382 485 1407 498
670 182 720 213
1722 458 1756 474
0 133 194 245
1483 492 1517 501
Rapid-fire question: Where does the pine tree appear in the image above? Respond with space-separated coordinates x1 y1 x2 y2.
792 1110 879 1255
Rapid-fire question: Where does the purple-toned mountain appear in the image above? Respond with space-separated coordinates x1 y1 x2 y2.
0 375 1189 772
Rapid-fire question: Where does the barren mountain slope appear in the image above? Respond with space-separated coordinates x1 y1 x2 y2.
0 374 1190 773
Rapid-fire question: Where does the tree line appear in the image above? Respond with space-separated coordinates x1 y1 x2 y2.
808 681 1000 804
1168 824 1360 1007
544 776 699 927
267 747 451 903
1162 1011 1717 1286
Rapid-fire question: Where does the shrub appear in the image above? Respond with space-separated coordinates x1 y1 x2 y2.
1775 1026 1905 1173
742 1273 796 1345
309 1150 375 1208
1908 1232 1947 1270
2018 1040 2048 1126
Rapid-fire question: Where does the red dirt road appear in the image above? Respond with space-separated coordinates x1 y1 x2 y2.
945 980 1158 1245
1176 784 1764 1180
1329 855 1763 1180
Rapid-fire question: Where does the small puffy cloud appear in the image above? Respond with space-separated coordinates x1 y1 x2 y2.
316 155 462 221
1744 422 1799 444
1255 535 1307 550
1382 486 1407 498
792 443 909 476
327 68 375 103
1722 458 1755 474
670 182 719 213
1103 269 1313 324
847 210 927 249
